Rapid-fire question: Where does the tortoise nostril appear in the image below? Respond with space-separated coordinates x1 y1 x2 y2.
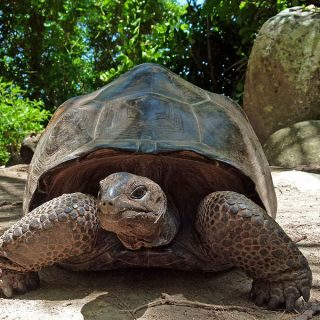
101 201 113 208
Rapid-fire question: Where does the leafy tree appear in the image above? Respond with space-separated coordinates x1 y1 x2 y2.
85 0 189 82
0 78 50 165
0 0 95 111
0 0 188 110
1 0 318 109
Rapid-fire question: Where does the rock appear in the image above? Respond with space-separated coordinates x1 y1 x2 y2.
264 120 320 170
6 151 24 166
20 133 41 164
243 6 320 143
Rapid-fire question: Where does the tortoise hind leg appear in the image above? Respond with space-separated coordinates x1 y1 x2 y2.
0 193 99 297
195 191 312 310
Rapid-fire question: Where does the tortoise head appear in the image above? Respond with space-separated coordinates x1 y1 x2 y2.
97 172 179 250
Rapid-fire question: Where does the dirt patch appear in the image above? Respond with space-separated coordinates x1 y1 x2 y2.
0 165 28 234
0 166 319 320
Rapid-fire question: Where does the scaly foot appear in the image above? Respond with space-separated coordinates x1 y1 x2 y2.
0 269 39 297
251 268 312 310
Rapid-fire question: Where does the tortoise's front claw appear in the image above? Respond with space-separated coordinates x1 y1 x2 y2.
0 269 39 298
251 270 312 311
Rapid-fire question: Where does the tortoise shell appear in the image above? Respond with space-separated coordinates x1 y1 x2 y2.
24 63 276 219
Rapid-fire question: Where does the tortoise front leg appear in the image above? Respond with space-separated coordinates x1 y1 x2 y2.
195 191 312 310
0 193 99 297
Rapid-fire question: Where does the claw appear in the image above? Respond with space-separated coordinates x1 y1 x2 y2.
250 282 258 298
0 269 40 297
285 295 296 311
250 290 256 299
26 273 40 290
268 296 280 310
2 284 13 298
16 281 27 293
255 292 268 306
301 287 310 302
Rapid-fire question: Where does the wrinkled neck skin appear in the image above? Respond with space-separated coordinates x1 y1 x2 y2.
116 198 180 251
97 172 180 251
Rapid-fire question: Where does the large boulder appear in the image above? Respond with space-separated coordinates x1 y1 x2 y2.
6 133 41 167
20 133 41 164
243 6 320 143
264 120 320 171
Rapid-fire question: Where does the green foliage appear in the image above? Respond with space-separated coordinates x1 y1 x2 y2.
0 79 50 165
0 0 318 108
1 0 318 165
0 0 189 110
0 0 96 110
87 0 188 83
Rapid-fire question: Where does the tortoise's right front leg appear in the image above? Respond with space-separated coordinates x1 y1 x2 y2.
195 191 312 310
0 193 99 297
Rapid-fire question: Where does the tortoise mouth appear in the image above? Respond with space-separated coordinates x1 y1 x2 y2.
30 149 262 217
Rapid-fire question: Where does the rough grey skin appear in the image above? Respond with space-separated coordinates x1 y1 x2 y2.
98 173 179 250
0 64 312 310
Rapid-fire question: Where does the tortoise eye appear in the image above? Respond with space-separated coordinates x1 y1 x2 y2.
130 186 147 199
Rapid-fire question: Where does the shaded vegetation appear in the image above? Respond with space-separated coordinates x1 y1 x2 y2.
0 79 50 164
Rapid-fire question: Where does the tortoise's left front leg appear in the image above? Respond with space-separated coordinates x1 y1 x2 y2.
195 191 312 310
0 192 99 297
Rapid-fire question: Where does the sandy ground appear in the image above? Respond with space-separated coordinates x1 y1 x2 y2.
0 165 319 320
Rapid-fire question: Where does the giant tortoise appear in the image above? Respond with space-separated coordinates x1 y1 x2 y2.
0 63 311 310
